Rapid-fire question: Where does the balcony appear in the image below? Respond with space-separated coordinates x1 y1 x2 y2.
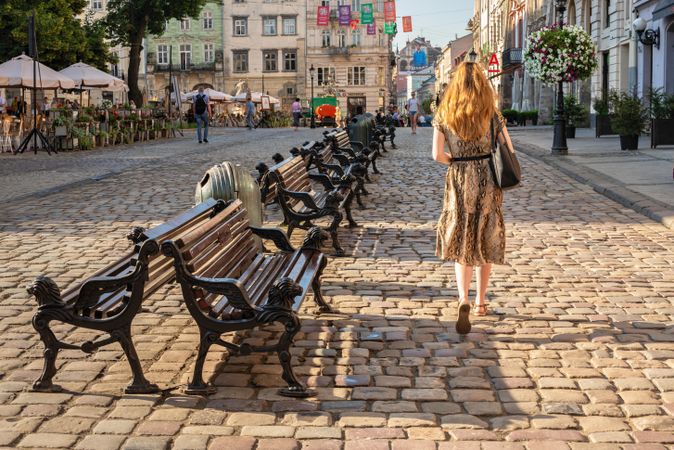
326 46 350 56
502 47 523 69
153 62 216 73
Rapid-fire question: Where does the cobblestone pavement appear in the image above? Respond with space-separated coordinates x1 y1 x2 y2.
1 127 673 449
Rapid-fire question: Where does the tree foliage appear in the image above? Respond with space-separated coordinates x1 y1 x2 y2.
0 0 114 70
105 0 210 105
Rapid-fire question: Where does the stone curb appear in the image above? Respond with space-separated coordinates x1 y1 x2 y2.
513 138 674 230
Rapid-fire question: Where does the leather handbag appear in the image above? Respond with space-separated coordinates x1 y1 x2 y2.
489 120 521 190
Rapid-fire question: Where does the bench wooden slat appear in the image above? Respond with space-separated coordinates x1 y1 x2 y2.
176 200 242 250
185 214 251 273
246 253 293 306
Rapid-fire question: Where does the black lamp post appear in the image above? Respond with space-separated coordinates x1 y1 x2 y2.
309 64 316 129
551 0 568 155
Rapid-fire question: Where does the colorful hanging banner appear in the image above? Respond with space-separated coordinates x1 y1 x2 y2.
338 5 351 26
350 18 360 30
367 21 376 35
384 1 396 22
402 16 412 32
317 6 329 26
361 3 374 24
384 22 395 34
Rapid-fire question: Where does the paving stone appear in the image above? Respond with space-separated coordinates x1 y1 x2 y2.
75 434 127 450
506 430 586 442
173 434 210 450
122 436 170 450
17 433 78 448
257 438 300 450
209 436 256 450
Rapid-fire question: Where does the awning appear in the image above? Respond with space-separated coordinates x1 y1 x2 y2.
0 54 75 89
653 0 674 19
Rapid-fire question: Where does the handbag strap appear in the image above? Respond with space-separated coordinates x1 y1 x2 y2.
490 118 496 153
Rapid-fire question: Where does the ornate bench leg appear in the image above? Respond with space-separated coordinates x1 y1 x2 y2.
114 326 159 394
185 328 218 395
343 191 358 229
311 257 333 313
31 315 61 392
327 211 345 257
371 157 381 175
259 279 316 398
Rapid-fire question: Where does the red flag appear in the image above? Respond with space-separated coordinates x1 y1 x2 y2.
317 5 329 26
350 18 360 30
402 16 412 32
384 1 396 22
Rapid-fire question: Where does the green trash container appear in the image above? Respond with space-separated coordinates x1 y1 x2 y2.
348 113 375 147
194 162 264 242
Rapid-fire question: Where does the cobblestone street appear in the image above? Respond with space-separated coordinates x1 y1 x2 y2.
1 128 673 449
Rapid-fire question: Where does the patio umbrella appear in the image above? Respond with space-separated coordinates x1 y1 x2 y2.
59 62 127 92
185 88 233 102
0 54 75 89
233 91 280 104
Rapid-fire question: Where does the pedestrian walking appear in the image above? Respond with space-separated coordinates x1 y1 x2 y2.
245 97 255 130
431 61 516 335
407 92 419 134
291 97 302 131
193 87 210 143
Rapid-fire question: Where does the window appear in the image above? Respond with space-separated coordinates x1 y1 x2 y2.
377 66 384 85
91 0 103 10
204 43 214 63
348 66 366 85
317 67 336 85
352 28 361 46
376 0 384 11
157 44 169 65
233 50 248 72
603 0 610 28
287 86 295 96
180 18 190 31
282 16 297 35
263 50 278 71
110 51 120 78
322 30 331 47
203 11 213 29
234 17 247 35
338 29 346 47
351 0 361 10
283 49 297 71
234 0 245 3
321 0 330 5
263 16 277 35
179 44 192 70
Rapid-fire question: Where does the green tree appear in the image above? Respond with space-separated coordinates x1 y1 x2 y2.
105 0 209 106
0 0 114 70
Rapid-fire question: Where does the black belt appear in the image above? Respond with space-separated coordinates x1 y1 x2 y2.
450 153 491 162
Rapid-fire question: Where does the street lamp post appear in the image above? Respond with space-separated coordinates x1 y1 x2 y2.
551 0 568 155
309 64 316 129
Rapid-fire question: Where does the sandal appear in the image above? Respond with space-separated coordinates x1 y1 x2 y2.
455 299 472 335
474 303 488 316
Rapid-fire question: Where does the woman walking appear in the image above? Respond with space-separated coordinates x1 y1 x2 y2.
432 61 515 335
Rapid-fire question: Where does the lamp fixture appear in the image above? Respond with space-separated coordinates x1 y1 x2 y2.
632 15 660 48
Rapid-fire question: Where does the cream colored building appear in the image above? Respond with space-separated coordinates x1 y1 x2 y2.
306 0 394 117
223 0 307 109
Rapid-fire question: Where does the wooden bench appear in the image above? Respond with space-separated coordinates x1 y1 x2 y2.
267 155 357 256
323 129 382 180
374 123 397 150
28 199 228 394
161 199 331 397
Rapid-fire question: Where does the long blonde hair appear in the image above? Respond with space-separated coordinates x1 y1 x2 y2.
436 62 496 142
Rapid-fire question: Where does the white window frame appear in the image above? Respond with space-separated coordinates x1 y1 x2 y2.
179 44 192 70
322 30 331 47
283 49 297 71
263 16 277 35
352 28 361 46
234 17 248 36
203 11 213 30
338 29 346 47
348 66 366 85
91 0 103 10
180 18 190 31
203 43 215 63
282 16 297 35
233 50 249 72
317 67 336 85
263 50 278 72
157 44 169 65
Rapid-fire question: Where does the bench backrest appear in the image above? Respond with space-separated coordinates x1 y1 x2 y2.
65 198 225 318
269 156 312 209
173 199 261 310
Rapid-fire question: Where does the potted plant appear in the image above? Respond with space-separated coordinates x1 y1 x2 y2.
52 115 68 137
501 109 519 125
97 131 109 147
648 88 674 149
611 91 648 151
593 95 615 137
526 110 539 125
79 134 94 150
562 95 587 139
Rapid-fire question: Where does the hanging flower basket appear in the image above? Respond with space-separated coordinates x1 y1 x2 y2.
524 25 597 85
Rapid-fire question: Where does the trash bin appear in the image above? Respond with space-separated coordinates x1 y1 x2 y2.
194 161 264 230
348 113 375 147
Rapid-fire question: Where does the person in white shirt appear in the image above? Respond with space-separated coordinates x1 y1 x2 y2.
407 92 419 135
0 94 5 114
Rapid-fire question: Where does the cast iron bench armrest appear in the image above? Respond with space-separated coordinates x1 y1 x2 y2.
331 154 350 167
249 226 295 252
308 173 337 191
350 141 364 152
74 264 146 312
320 162 345 176
279 188 320 211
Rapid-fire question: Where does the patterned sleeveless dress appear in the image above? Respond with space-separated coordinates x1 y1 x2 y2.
432 114 506 266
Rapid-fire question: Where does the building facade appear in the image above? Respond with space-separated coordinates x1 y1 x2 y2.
633 0 674 98
223 0 307 108
145 2 226 100
306 0 394 117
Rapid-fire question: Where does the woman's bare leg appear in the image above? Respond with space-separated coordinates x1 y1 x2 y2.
454 262 473 303
454 262 473 334
475 263 492 306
